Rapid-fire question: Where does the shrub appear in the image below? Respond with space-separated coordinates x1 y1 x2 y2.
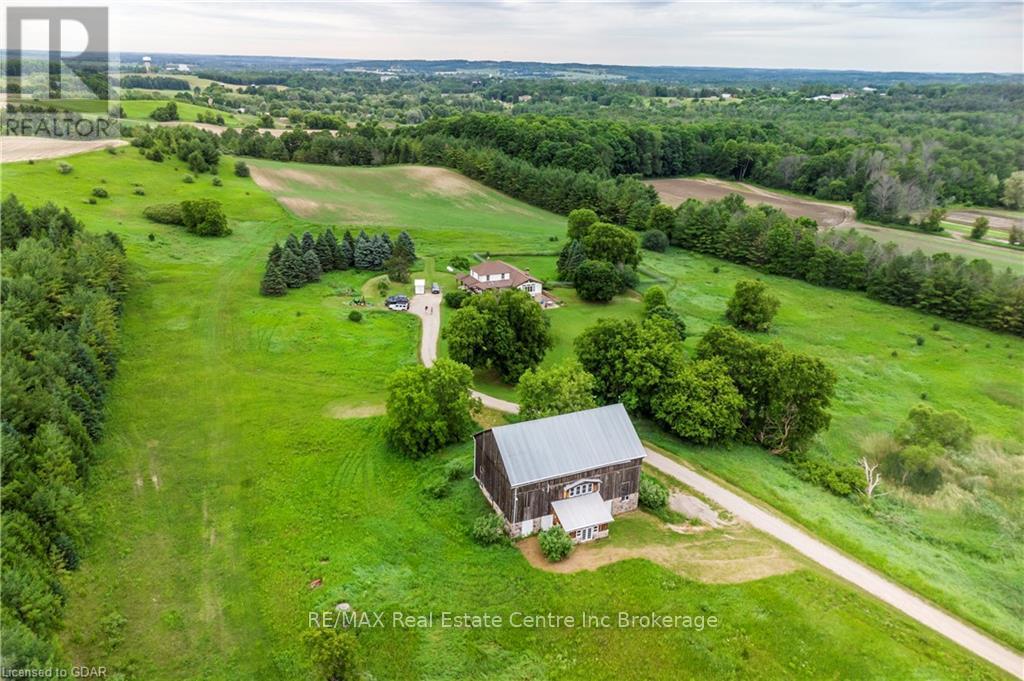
142 203 184 225
915 335 925 346
471 514 507 546
422 475 450 499
133 187 145 196
87 197 97 205
791 455 862 497
725 279 779 332
641 228 669 252
145 148 164 162
448 255 471 271
182 174 195 184
180 199 230 236
376 276 390 296
234 160 250 177
91 187 108 198
147 233 155 242
443 457 471 481
212 176 223 187
57 162 73 174
304 627 359 681
348 310 362 322
931 323 940 332
444 289 470 309
638 473 668 510
538 527 573 561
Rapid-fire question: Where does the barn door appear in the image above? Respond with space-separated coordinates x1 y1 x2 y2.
520 518 533 536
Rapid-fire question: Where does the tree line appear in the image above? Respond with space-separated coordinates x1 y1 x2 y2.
671 195 1024 336
260 229 416 296
1 196 129 668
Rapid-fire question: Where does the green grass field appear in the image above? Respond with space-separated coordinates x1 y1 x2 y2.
1 151 1017 679
39 98 255 126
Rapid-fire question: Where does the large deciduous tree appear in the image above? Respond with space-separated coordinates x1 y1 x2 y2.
653 358 745 444
582 222 640 269
574 260 622 302
696 326 836 455
516 363 597 420
445 289 553 382
574 316 685 414
383 358 480 459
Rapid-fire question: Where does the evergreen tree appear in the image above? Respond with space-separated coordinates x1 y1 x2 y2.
260 261 287 296
284 233 302 255
314 233 334 271
302 250 323 282
380 232 394 262
340 230 356 269
301 231 316 253
268 243 283 266
396 231 416 259
354 233 374 270
280 247 306 287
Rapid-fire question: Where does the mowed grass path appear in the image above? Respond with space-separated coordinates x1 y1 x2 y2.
0 151 1013 679
640 248 1024 649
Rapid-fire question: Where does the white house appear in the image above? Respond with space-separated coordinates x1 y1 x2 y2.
456 260 558 308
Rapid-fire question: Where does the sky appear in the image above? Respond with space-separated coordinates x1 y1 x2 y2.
15 0 1024 73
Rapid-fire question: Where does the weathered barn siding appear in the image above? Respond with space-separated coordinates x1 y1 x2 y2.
475 425 642 536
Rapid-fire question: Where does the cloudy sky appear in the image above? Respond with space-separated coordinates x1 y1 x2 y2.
24 1 1024 72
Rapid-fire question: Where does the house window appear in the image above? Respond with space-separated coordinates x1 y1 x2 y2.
568 482 594 497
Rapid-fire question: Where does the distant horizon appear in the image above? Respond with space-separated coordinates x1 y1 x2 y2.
12 1 1023 74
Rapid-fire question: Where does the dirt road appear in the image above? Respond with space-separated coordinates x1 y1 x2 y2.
408 293 519 413
410 294 1021 675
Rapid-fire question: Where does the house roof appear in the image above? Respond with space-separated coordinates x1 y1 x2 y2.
551 492 614 532
459 260 539 290
488 404 645 487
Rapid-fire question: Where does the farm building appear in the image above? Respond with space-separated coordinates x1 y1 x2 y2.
457 259 559 308
473 404 645 543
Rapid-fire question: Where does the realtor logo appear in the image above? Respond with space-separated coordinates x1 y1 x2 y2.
5 6 110 100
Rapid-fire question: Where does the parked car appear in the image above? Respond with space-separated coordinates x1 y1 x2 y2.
431 282 441 294
385 294 409 311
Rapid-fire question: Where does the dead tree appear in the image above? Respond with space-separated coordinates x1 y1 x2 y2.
859 457 884 500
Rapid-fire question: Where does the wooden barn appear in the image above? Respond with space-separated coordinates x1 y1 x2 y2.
473 404 645 543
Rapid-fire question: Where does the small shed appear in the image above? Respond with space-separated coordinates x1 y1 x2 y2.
414 279 425 295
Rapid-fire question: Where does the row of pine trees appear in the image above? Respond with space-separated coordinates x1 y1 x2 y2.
260 228 416 296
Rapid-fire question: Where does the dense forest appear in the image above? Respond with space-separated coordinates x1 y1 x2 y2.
0 197 128 666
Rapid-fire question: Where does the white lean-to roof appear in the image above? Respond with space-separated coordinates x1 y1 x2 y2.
551 493 614 533
490 403 645 487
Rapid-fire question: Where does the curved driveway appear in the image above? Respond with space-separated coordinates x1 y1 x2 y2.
410 293 1022 678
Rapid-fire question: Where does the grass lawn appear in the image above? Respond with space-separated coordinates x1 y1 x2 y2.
1 152 1016 679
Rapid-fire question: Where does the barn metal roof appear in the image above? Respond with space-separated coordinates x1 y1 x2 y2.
551 493 615 533
491 404 645 487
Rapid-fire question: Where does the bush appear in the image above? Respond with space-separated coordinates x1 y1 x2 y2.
91 187 108 198
212 176 223 187
133 187 145 196
448 255 471 270
641 228 669 252
444 289 470 309
145 148 164 162
422 475 450 499
87 197 97 205
180 199 230 236
471 513 507 546
791 456 862 497
142 203 184 225
538 527 573 561
638 473 668 510
182 174 195 184
915 335 925 346
57 162 73 174
574 259 621 302
444 457 471 481
234 160 250 177
725 279 780 332
348 310 363 323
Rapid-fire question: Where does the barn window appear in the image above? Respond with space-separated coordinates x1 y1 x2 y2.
568 481 594 497
619 481 630 501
